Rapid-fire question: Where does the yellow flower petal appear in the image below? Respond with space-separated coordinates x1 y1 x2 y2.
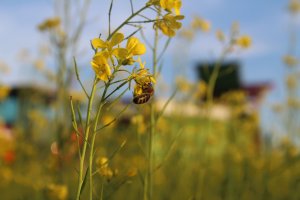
110 33 124 47
92 38 107 49
132 43 146 55
112 48 128 59
175 15 184 20
137 57 145 69
91 51 112 82
174 0 182 15
127 37 139 50
236 35 252 49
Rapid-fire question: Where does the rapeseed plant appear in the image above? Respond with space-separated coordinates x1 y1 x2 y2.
70 1 185 199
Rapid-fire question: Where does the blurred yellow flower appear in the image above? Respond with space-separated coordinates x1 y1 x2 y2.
287 97 300 108
176 77 192 92
102 114 115 128
46 184 68 200
0 61 10 74
271 104 283 113
0 86 10 101
236 35 252 49
38 17 61 31
34 59 45 70
179 28 195 40
216 29 225 42
194 80 207 99
96 156 115 180
286 75 297 89
231 22 240 35
131 114 146 134
127 167 138 177
154 14 184 37
283 55 298 67
91 51 112 82
191 16 211 32
289 0 300 14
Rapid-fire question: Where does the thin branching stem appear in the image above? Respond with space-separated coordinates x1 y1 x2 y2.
107 5 150 40
157 37 171 64
127 19 158 24
141 29 154 50
129 0 134 14
108 0 114 35
73 57 89 98
125 27 143 40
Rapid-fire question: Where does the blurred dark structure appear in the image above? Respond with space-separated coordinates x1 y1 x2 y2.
0 85 55 126
197 61 272 153
196 61 272 101
197 62 241 98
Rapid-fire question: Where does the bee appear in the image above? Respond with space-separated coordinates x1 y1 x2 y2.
133 83 154 104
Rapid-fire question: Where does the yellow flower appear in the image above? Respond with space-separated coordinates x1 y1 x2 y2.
91 32 124 53
283 55 298 67
160 0 182 15
236 35 252 49
131 58 155 100
176 77 192 92
154 14 184 37
194 80 207 99
91 51 112 82
38 17 61 31
113 37 146 65
102 114 115 128
147 0 160 6
147 0 182 15
191 16 211 32
127 167 138 177
46 184 68 200
179 28 195 40
0 86 10 101
133 57 156 85
289 0 300 14
96 157 115 180
216 29 225 42
34 59 45 70
97 157 109 168
286 75 297 89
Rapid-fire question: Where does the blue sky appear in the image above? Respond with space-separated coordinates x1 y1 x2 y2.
0 0 295 106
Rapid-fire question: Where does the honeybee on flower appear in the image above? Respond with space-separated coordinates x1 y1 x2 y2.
130 57 156 104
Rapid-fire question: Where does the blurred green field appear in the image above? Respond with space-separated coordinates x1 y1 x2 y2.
1 98 300 200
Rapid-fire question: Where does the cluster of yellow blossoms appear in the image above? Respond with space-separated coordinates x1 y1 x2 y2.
91 33 146 81
91 33 155 97
148 0 184 37
89 0 185 99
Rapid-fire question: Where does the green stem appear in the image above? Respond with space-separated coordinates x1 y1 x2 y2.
206 49 228 105
78 4 150 199
144 12 159 200
89 71 117 200
76 76 98 200
198 47 230 200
